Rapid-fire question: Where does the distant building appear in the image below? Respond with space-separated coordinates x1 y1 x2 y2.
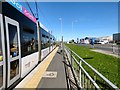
113 33 120 43
79 36 112 44
98 36 113 41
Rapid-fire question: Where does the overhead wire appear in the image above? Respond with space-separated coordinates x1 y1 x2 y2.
24 1 54 34
24 0 35 17
35 0 39 20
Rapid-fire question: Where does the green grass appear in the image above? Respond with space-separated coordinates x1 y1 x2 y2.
117 44 120 46
65 44 120 88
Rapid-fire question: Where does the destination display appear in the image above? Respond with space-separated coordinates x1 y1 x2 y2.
6 0 36 23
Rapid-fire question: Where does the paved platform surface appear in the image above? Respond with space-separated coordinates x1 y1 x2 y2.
92 49 120 58
15 47 67 89
37 50 67 89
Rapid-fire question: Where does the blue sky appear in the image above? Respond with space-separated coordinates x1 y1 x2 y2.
21 2 118 41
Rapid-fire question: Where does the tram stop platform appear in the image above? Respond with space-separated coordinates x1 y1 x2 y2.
15 47 67 89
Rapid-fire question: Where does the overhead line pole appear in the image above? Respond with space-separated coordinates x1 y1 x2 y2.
59 18 64 56
35 2 41 62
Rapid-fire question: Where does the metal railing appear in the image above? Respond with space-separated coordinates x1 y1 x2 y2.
63 45 119 90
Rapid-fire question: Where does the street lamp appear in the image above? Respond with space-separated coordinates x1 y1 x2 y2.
59 18 62 36
72 20 78 43
72 19 81 87
72 20 78 32
59 18 63 53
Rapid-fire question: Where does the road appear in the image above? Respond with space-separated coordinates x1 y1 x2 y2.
77 44 119 55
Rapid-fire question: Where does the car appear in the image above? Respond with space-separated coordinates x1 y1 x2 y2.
98 41 105 44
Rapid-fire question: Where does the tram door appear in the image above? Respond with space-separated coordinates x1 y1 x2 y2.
5 16 21 87
0 14 5 89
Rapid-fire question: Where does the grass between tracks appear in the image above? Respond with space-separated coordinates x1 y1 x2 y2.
65 44 120 88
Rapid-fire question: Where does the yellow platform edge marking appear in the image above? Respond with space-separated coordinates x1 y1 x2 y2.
23 47 59 88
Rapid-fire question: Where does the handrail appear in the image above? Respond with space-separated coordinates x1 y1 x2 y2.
64 45 119 89
72 55 100 89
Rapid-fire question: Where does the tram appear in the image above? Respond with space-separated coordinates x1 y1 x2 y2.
0 1 56 89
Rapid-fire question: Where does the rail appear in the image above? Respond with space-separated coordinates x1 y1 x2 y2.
63 45 119 90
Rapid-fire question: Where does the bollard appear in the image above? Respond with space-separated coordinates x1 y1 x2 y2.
112 44 115 54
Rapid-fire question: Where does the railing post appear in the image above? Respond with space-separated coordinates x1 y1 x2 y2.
79 60 82 87
112 43 116 54
94 72 96 82
71 50 72 66
83 73 84 88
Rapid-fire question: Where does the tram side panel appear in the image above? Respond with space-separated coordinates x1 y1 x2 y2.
41 48 49 60
50 35 53 52
21 52 39 77
20 14 39 78
50 46 53 52
40 28 56 60
3 3 39 79
52 36 56 50
41 28 50 60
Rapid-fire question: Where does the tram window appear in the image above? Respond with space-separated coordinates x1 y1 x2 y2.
46 36 49 38
22 28 37 57
46 37 49 47
10 60 19 80
8 24 19 58
41 30 51 49
42 34 45 37
41 37 47 49
41 36 50 49
41 40 44 49
0 30 3 62
0 66 3 87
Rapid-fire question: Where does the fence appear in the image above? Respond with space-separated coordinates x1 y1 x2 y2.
63 45 119 90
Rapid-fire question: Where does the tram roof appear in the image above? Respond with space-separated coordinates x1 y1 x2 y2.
40 22 49 32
